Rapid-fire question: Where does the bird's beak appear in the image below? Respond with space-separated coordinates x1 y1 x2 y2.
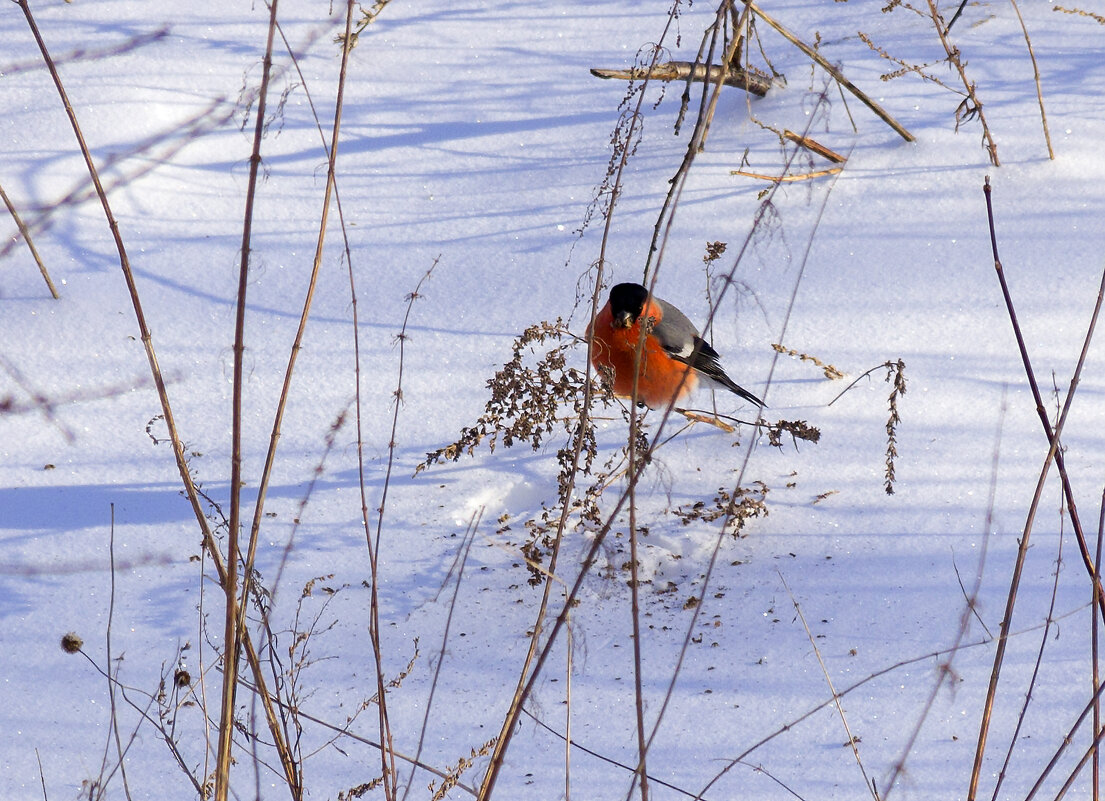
613 311 635 329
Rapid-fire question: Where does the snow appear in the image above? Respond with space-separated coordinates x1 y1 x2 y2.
3 0 1105 798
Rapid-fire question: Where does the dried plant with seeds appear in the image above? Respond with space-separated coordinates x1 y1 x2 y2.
765 418 822 448
884 359 907 494
772 343 844 380
673 481 769 537
417 320 607 470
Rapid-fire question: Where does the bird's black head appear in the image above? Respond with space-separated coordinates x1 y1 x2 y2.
609 282 649 328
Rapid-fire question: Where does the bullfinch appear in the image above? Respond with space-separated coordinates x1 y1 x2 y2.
588 282 765 410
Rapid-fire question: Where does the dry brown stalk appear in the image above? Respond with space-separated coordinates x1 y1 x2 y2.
1009 0 1054 160
679 409 737 431
780 572 881 801
1053 4 1105 24
968 178 1105 800
590 61 770 97
477 13 683 797
731 166 842 181
783 129 846 163
12 3 299 788
216 0 283 793
233 4 364 798
0 179 58 298
743 0 915 142
923 0 999 165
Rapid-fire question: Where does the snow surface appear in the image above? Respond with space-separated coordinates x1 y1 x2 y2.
3 0 1105 799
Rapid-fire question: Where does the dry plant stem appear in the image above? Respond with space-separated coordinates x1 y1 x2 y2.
565 617 573 801
780 572 879 801
644 0 742 284
232 8 360 795
1095 491 1105 801
783 129 846 163
400 512 480 801
476 10 679 798
1023 682 1105 801
364 264 439 801
628 385 649 801
645 138 845 801
0 179 58 298
13 4 295 791
923 0 999 165
982 179 1101 615
731 167 842 181
216 0 282 796
1009 0 1054 160
624 9 743 790
103 505 133 801
968 179 1105 801
35 749 47 801
590 61 769 96
521 707 708 800
743 0 915 142
989 505 1067 801
238 1 354 628
883 392 1005 798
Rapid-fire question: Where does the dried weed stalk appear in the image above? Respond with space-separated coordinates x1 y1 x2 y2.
859 0 998 164
766 418 822 449
772 343 844 380
884 359 907 495
429 738 497 801
417 320 604 469
417 320 652 584
1053 5 1105 24
828 359 908 494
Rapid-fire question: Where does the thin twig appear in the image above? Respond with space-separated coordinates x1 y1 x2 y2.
968 177 1105 800
783 129 847 163
104 504 133 801
520 705 715 800
475 10 682 798
627 411 649 801
923 0 999 165
0 179 58 298
216 0 282 796
1095 489 1105 801
35 748 48 801
398 469 481 801
590 61 770 96
565 613 574 801
730 167 842 181
1009 0 1054 160
744 0 915 142
367 261 439 801
883 391 1006 798
780 572 880 801
989 491 1067 801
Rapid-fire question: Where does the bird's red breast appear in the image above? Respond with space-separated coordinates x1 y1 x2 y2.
588 297 697 409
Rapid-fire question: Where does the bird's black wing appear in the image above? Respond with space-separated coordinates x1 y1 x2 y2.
654 299 765 407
